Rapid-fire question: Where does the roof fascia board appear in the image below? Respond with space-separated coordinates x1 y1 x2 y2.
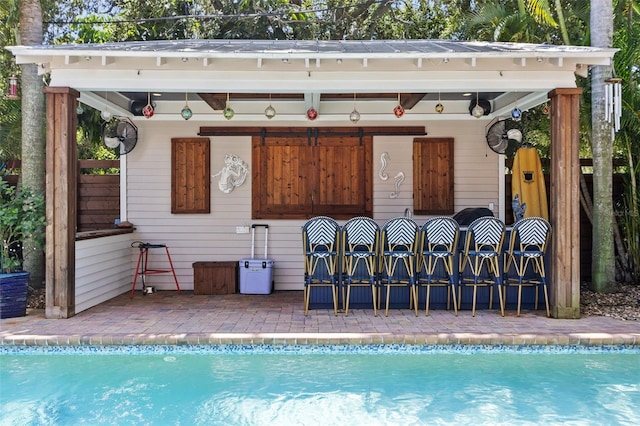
8 44 617 65
48 69 578 93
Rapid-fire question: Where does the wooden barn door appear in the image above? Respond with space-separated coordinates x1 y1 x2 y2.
253 133 372 219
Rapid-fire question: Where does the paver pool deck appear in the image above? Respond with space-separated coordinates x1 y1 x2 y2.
1 291 639 346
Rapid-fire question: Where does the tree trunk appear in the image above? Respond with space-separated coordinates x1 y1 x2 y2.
19 0 45 289
590 0 617 293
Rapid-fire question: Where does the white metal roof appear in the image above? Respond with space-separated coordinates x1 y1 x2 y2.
7 39 616 124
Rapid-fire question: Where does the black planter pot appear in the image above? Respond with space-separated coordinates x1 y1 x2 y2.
0 271 29 319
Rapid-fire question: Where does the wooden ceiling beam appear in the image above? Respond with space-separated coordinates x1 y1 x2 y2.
400 93 428 109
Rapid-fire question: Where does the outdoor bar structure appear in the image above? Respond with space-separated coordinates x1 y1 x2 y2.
7 39 616 319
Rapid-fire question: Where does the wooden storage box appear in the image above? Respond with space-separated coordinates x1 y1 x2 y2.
193 261 238 295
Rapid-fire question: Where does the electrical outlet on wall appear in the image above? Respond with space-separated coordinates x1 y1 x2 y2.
236 226 250 234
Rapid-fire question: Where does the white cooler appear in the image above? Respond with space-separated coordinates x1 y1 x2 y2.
239 258 274 294
239 224 274 294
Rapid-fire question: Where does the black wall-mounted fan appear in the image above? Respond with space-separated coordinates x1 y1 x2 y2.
101 117 138 155
485 119 522 155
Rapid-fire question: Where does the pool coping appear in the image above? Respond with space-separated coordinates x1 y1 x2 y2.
2 329 639 347
2 342 639 355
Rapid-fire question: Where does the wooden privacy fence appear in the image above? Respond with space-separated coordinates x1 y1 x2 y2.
77 160 120 231
505 165 625 282
2 159 120 232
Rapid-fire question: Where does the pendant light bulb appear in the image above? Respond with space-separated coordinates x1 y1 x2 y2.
393 93 404 118
142 92 154 118
181 92 193 120
350 93 361 123
511 92 522 121
306 107 318 120
223 93 234 120
435 92 444 113
264 105 276 119
264 94 276 119
471 92 484 118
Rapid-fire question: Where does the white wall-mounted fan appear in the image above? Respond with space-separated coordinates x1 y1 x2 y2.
101 117 138 155
485 119 522 155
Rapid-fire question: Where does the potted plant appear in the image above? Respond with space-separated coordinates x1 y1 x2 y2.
0 178 46 318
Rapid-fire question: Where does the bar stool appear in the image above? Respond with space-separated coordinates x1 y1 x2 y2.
130 241 181 298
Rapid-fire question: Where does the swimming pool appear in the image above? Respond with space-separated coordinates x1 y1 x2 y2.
1 345 638 425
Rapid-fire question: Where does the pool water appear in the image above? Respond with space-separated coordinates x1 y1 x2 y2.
1 346 639 425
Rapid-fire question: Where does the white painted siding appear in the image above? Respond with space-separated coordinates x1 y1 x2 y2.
374 120 500 223
124 119 500 291
75 233 133 313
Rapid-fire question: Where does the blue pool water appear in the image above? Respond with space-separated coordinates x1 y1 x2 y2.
1 345 639 425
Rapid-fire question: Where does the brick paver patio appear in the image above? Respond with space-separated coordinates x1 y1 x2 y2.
1 291 639 346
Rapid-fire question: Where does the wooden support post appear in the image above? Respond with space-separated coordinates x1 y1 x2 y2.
44 87 79 318
548 88 583 319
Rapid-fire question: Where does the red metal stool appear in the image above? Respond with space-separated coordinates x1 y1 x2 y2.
130 242 181 298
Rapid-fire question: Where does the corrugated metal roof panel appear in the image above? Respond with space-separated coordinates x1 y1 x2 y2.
13 39 611 57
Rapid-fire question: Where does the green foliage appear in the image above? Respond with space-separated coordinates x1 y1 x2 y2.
373 1 464 40
58 13 118 44
0 179 46 273
101 0 312 41
76 107 118 160
619 146 640 281
519 106 551 161
611 0 640 283
0 1 22 160
0 98 22 160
